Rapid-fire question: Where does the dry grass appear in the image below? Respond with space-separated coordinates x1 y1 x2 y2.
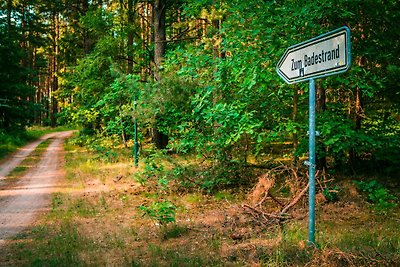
0 142 399 266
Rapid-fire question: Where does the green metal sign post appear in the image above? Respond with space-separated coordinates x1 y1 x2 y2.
134 95 139 167
307 78 316 245
277 26 351 245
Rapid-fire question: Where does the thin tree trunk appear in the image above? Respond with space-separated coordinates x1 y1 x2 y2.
354 87 363 131
127 0 134 74
20 0 27 68
120 108 128 148
6 0 12 33
50 12 59 127
316 83 327 170
349 56 366 166
292 86 299 165
349 86 363 165
139 1 151 80
82 0 90 55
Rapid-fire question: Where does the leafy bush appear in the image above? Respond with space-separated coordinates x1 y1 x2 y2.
68 131 120 162
139 200 177 226
322 186 340 202
134 150 166 186
354 180 397 212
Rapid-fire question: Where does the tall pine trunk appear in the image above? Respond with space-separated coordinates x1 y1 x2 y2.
152 0 168 149
50 11 59 127
82 0 91 55
20 0 27 68
153 0 166 81
127 0 134 74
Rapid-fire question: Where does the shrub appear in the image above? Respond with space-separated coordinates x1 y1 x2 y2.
354 180 397 213
139 200 177 226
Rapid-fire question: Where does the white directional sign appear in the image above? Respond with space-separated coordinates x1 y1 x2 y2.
277 26 351 84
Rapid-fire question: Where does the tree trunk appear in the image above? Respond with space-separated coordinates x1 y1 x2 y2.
139 1 152 80
354 87 363 131
153 0 166 81
6 0 12 33
127 0 134 74
292 86 299 165
349 86 363 165
82 0 91 55
50 11 59 127
316 83 327 170
349 56 366 166
152 0 168 149
20 0 27 68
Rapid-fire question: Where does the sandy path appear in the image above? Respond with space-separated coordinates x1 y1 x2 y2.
0 131 74 246
0 132 66 181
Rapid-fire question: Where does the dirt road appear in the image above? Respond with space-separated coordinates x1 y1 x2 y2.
0 131 74 246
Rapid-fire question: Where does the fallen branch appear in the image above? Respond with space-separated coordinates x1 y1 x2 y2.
268 192 285 207
255 191 269 208
255 191 284 208
243 204 289 221
281 183 309 214
113 175 124 183
243 182 309 225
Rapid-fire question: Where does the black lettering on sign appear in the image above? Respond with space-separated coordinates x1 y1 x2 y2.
304 45 340 68
291 58 302 71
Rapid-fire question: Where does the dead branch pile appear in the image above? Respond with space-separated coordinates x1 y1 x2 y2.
243 165 310 226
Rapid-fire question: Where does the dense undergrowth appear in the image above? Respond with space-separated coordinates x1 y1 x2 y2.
1 133 398 266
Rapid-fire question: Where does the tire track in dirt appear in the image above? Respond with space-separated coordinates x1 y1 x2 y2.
0 132 65 181
0 131 74 246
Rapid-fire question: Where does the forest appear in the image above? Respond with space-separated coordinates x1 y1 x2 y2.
0 0 399 265
1 0 399 173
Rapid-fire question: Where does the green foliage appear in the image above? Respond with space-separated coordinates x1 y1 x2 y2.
0 25 37 130
93 145 119 163
354 180 398 212
145 244 219 267
17 222 91 266
70 198 98 217
134 150 167 187
0 127 65 159
52 0 400 179
322 186 340 202
139 200 177 226
68 131 122 163
161 224 189 240
133 145 255 193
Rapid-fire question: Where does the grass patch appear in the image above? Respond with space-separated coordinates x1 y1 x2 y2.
5 139 52 180
161 224 189 240
144 244 222 267
8 222 93 266
0 126 74 160
183 193 204 204
317 214 400 265
214 190 235 202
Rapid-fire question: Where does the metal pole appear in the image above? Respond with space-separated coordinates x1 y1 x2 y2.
308 78 316 245
134 96 139 167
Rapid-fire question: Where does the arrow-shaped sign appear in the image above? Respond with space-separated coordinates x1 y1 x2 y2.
277 26 351 84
